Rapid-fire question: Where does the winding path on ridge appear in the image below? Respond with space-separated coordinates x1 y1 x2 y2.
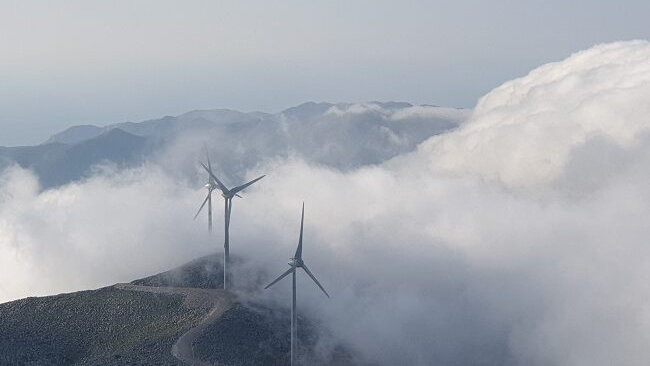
115 283 235 366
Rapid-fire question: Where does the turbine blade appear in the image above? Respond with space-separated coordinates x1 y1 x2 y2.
200 162 229 193
235 194 243 198
194 192 211 220
208 192 212 231
302 263 330 298
230 175 265 195
264 267 294 289
203 146 215 185
224 197 230 230
206 151 213 175
227 198 232 227
294 203 304 259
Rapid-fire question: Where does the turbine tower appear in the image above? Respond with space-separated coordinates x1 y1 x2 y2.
265 203 330 366
196 157 265 290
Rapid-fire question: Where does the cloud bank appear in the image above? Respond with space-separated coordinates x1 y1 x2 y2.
422 40 650 189
2 40 650 365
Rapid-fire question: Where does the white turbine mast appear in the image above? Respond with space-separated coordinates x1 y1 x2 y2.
265 203 330 366
195 152 265 289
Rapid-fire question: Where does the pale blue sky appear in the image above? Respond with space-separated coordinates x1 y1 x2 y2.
1 0 649 145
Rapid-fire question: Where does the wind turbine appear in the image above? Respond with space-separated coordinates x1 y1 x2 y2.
265 203 329 366
194 153 217 232
195 156 265 290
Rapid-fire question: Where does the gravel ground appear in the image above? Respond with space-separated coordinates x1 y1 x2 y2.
0 286 209 365
194 302 361 366
0 254 367 366
131 254 225 290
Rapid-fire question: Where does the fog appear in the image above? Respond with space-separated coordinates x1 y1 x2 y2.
2 41 650 365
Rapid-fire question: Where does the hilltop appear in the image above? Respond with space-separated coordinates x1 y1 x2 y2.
0 254 362 365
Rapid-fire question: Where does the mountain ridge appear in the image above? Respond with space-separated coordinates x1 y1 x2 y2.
0 101 469 190
42 101 468 146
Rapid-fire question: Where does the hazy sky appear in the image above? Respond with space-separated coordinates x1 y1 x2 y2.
1 0 649 145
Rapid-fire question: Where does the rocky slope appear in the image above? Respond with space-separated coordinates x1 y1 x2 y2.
0 286 202 365
0 255 363 365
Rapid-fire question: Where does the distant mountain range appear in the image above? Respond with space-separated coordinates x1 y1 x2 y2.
0 128 151 188
0 102 469 189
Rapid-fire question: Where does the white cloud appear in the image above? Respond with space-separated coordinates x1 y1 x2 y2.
323 103 472 123
0 165 212 302
422 40 650 188
391 105 471 122
3 41 650 365
324 103 389 117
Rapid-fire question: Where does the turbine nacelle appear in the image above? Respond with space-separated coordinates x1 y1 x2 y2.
289 257 303 268
265 203 330 299
200 161 264 200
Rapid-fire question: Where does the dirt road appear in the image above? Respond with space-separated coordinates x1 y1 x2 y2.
115 283 235 366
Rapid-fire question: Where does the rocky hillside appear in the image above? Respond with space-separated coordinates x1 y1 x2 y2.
0 286 203 365
0 255 363 365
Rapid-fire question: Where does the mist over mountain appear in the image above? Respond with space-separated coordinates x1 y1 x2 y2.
0 102 467 189
0 129 150 188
